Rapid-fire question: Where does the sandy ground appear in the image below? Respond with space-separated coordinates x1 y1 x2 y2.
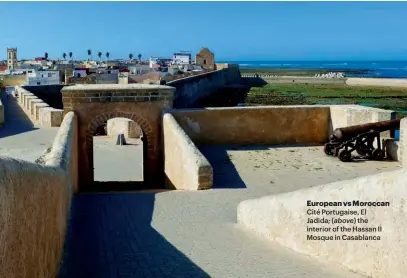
0 94 58 162
203 144 401 194
93 136 143 181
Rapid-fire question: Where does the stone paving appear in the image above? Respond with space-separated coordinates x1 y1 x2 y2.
0 94 58 162
57 144 398 278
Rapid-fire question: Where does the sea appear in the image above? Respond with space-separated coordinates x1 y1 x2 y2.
220 61 407 78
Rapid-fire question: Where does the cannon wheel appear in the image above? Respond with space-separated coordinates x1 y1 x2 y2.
372 149 385 161
324 144 332 155
338 149 352 162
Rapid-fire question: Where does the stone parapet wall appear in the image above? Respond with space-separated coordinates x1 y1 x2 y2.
61 84 174 114
0 97 3 126
167 65 241 108
0 74 26 88
14 86 63 127
170 105 395 147
237 169 407 278
0 111 78 277
163 113 213 190
399 118 407 167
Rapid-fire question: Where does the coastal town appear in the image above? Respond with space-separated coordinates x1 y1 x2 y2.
0 47 215 88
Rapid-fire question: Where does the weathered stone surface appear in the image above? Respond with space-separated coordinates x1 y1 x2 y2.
107 117 142 139
0 112 77 278
163 113 213 190
61 84 175 190
237 169 407 278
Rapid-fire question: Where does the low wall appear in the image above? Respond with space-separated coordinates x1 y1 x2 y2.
170 105 395 147
0 111 78 277
106 117 142 139
15 86 63 127
167 65 241 108
346 77 407 88
0 74 26 88
237 169 407 278
163 113 213 190
0 97 3 126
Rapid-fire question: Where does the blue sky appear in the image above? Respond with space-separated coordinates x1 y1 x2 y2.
1 1 407 61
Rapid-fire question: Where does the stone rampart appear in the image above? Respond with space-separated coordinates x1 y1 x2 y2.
15 86 64 127
0 74 26 88
163 113 212 190
0 97 4 126
0 111 78 277
237 168 407 278
167 64 241 108
170 105 396 147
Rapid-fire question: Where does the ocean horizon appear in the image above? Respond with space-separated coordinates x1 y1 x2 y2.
219 60 407 78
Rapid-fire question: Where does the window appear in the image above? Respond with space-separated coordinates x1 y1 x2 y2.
48 73 52 77
37 82 40 85
204 59 207 64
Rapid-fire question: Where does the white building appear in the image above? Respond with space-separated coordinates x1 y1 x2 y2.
149 57 159 68
73 68 87 78
172 52 191 65
26 70 60 86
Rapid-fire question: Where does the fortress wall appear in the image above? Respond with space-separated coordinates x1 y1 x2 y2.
167 64 241 108
237 168 407 278
162 113 212 190
170 106 331 146
0 111 78 277
0 74 26 88
0 97 3 126
170 105 395 147
15 86 63 127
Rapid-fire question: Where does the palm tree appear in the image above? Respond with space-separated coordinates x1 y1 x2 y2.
69 52 73 60
138 53 142 61
129 53 133 61
106 52 110 61
44 52 49 60
97 51 102 62
87 49 92 61
62 52 67 60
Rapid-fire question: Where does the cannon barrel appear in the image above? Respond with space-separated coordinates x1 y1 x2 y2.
332 118 401 141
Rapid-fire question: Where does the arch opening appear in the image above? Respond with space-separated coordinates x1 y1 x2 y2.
86 112 154 191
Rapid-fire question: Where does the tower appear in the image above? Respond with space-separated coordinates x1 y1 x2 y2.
7 48 17 70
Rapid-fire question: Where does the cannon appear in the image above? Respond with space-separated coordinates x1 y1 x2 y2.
324 118 401 162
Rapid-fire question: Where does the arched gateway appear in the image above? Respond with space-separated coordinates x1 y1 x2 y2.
61 84 175 191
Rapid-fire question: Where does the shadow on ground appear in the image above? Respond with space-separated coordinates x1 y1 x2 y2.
59 193 210 278
0 92 38 138
199 144 280 189
85 181 160 192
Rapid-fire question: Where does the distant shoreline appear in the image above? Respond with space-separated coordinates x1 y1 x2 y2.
239 67 370 77
220 61 407 78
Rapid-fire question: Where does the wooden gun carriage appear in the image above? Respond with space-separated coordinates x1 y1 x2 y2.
324 119 400 162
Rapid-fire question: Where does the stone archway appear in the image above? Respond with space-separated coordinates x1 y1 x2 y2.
61 84 175 191
86 111 153 184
